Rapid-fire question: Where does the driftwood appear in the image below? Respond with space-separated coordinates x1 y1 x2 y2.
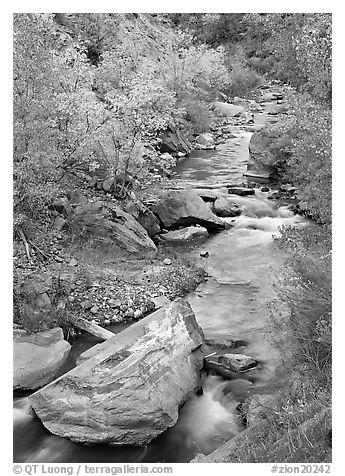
68 315 114 341
27 239 50 261
18 228 33 265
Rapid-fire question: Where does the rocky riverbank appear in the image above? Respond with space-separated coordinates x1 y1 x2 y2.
13 80 299 377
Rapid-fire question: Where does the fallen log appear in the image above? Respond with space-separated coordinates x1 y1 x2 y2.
68 315 114 341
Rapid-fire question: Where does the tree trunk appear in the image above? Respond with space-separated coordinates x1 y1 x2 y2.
68 315 114 341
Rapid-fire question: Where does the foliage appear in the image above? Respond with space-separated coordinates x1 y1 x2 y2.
227 65 263 98
251 90 331 224
180 98 214 134
13 14 106 230
227 383 331 463
285 95 332 224
167 13 246 47
156 34 231 102
242 13 332 104
14 14 233 234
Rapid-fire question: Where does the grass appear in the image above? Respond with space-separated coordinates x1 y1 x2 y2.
223 379 331 463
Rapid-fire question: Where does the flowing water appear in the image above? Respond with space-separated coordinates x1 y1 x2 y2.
13 106 308 463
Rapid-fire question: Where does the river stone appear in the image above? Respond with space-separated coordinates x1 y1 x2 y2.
152 190 225 231
160 226 209 243
69 201 156 257
218 353 258 372
227 186 255 196
205 358 253 382
29 299 204 445
213 102 245 118
204 336 240 349
214 197 242 217
195 133 215 149
13 327 71 390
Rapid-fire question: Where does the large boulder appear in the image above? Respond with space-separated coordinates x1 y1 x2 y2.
124 198 161 238
68 201 156 257
214 197 242 217
29 299 204 445
13 327 71 390
160 226 208 244
247 123 292 180
152 190 225 231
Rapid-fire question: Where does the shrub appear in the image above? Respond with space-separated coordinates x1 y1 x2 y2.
247 55 276 75
227 65 263 98
181 98 214 134
284 94 332 224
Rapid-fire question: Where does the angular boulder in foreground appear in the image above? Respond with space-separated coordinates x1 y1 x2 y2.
152 190 225 230
29 299 204 445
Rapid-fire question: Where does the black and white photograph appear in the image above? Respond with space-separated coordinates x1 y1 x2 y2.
11 4 334 472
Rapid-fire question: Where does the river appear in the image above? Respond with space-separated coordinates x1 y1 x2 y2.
13 103 308 463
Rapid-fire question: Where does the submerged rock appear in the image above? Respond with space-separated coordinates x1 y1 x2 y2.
152 190 225 231
29 299 204 445
13 327 71 390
